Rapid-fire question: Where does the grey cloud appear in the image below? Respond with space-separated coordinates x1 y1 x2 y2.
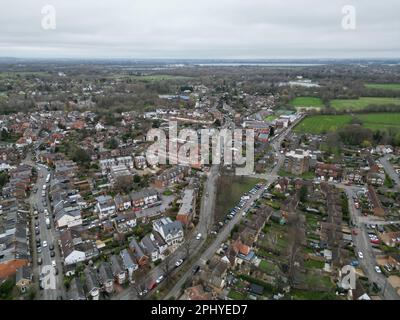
0 0 399 59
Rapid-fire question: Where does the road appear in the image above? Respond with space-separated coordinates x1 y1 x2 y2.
344 186 399 300
379 154 400 186
25 151 65 300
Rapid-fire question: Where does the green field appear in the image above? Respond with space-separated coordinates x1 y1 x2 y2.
290 96 324 109
294 113 400 134
330 97 400 111
215 175 261 222
265 115 278 122
365 83 400 91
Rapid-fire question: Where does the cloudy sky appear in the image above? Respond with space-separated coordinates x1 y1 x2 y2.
0 0 399 59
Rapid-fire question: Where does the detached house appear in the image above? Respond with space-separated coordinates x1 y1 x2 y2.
153 217 184 247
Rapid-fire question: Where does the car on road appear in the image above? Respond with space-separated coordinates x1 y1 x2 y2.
52 260 56 267
357 251 363 259
42 241 48 247
196 233 202 240
139 289 148 296
156 275 164 284
374 266 382 273
192 265 200 275
175 259 184 267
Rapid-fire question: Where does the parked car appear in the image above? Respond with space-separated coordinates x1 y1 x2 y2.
192 265 200 275
384 264 392 272
374 266 382 273
37 257 43 265
156 275 164 284
50 251 55 257
175 259 184 267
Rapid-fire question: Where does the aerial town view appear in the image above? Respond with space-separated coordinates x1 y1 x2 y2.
0 0 399 312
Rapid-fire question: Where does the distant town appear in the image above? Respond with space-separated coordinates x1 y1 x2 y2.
0 59 399 301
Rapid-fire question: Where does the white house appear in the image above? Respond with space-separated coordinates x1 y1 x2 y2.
152 217 184 247
96 195 116 219
60 231 86 265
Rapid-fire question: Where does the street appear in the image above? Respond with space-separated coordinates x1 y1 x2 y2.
344 186 399 300
24 152 65 300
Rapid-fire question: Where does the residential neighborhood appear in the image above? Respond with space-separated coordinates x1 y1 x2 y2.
0 58 399 303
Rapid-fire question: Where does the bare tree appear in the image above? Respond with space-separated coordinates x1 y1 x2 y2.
182 236 194 260
162 255 173 284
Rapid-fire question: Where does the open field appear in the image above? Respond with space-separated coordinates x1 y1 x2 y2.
365 83 400 91
294 113 400 134
330 97 400 111
214 175 261 222
265 115 278 122
289 96 324 110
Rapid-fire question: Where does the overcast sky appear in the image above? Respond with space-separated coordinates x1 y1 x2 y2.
0 0 399 59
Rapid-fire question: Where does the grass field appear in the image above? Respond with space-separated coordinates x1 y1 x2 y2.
294 113 400 134
214 175 261 222
365 83 400 91
330 97 400 111
290 96 324 109
265 115 278 122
